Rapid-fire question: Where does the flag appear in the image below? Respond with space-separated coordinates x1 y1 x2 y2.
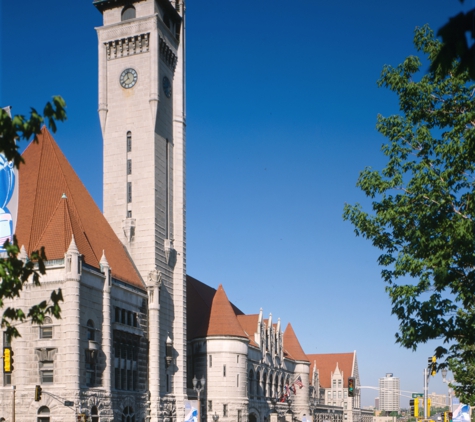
295 375 304 389
291 384 296 394
284 384 290 397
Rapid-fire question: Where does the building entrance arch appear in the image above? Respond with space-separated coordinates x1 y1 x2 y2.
249 412 258 422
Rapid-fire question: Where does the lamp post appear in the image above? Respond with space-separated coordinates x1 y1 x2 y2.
441 369 454 412
193 376 206 422
212 412 219 421
309 397 317 422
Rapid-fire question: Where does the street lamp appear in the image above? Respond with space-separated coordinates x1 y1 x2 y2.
193 376 206 422
441 369 454 412
212 412 219 421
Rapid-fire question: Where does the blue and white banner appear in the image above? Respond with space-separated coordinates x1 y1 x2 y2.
184 400 198 422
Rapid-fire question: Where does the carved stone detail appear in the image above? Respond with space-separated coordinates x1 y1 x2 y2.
105 33 149 60
159 36 177 70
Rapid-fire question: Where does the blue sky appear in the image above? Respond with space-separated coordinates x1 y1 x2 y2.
1 0 472 408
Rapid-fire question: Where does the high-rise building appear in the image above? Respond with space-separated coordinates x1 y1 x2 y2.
379 373 400 412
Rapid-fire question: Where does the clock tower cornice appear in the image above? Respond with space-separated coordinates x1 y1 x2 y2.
93 0 183 23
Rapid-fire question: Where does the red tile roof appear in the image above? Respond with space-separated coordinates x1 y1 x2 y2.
283 323 309 362
236 314 259 347
186 276 244 340
206 285 248 338
307 353 355 387
16 127 144 289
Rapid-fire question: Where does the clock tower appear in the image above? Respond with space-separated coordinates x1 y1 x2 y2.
94 0 186 420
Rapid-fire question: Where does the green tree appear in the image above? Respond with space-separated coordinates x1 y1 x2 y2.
343 25 475 404
0 97 66 338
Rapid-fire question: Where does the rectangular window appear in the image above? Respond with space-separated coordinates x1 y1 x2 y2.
338 391 342 398
223 404 228 417
238 410 242 422
333 380 336 387
344 391 348 398
223 364 226 377
338 379 342 386
333 391 336 399
327 391 331 399
208 401 213 411
115 368 120 389
127 182 132 203
237 354 239 363
127 159 132 175
85 350 97 387
3 331 11 347
40 362 54 383
127 132 132 152
209 355 212 368
237 373 239 387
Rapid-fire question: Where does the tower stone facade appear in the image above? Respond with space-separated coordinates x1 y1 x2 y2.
95 0 186 419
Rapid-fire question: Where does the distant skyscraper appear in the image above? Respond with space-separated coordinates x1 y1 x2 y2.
379 373 400 412
375 397 380 410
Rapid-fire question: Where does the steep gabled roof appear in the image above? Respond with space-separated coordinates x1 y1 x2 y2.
16 127 144 289
307 352 355 388
283 323 308 362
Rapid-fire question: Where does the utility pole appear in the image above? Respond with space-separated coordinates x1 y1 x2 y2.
12 385 15 422
424 367 428 419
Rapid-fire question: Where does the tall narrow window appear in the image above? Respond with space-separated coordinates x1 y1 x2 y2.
223 404 228 417
209 355 212 368
40 316 53 339
237 373 239 387
127 182 132 203
165 139 170 238
127 159 132 175
91 406 99 422
237 410 242 422
87 320 95 341
126 132 132 152
223 364 226 377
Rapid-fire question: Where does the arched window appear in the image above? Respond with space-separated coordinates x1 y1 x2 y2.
121 6 136 21
87 320 95 341
269 373 273 397
37 406 50 422
122 406 135 422
91 406 99 422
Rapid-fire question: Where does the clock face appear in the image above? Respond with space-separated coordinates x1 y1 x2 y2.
120 68 138 89
163 76 172 98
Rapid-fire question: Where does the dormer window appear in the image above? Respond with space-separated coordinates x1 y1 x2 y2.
121 6 136 21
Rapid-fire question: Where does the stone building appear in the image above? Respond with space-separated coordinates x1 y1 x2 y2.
0 1 367 421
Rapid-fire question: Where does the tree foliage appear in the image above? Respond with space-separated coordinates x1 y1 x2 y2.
0 97 66 338
343 26 475 404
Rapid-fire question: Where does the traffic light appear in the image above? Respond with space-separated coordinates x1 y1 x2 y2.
448 412 453 422
35 385 42 401
444 411 449 422
410 398 419 417
348 377 355 397
428 356 437 376
3 347 13 373
427 398 431 417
